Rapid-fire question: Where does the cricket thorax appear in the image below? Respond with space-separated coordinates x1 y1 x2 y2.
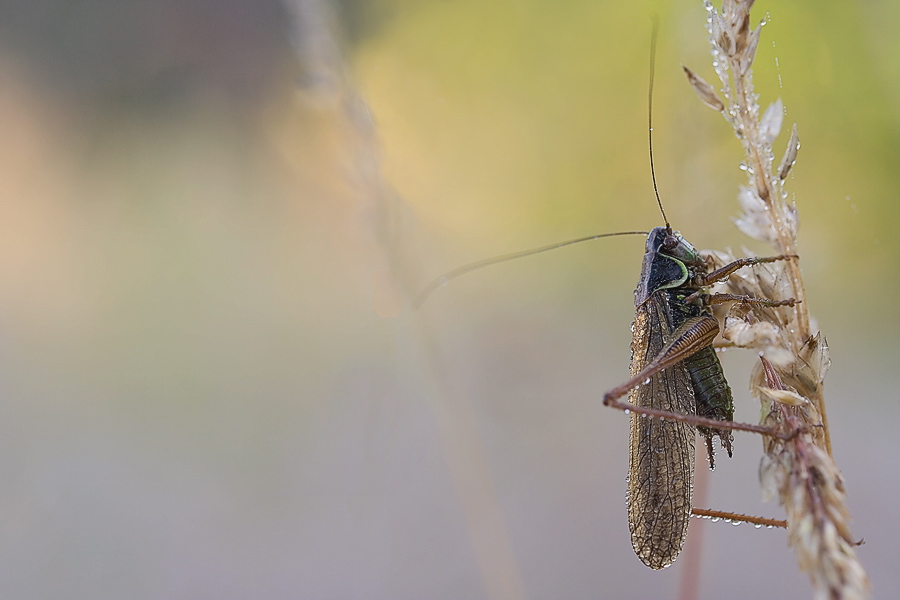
633 227 706 306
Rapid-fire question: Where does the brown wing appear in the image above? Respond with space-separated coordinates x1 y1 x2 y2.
627 293 696 569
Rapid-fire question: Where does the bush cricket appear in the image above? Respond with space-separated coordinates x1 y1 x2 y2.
412 24 799 571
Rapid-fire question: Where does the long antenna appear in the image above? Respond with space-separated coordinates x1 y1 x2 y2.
648 16 670 230
411 231 647 310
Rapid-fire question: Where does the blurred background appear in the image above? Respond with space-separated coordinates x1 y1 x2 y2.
0 0 895 598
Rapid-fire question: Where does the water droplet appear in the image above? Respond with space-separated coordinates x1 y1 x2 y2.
623 409 630 415
731 520 741 527
643 378 651 385
711 517 720 523
640 413 648 419
755 523 763 529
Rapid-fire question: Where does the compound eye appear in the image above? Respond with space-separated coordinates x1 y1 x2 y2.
663 234 678 250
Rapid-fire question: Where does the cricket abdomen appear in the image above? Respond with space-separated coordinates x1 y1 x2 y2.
685 345 735 463
685 345 733 421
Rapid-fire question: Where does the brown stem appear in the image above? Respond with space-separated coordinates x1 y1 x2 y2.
726 52 831 456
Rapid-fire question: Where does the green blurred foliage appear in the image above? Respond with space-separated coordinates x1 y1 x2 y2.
355 0 900 340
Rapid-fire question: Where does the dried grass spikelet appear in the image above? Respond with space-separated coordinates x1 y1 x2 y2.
689 1 870 598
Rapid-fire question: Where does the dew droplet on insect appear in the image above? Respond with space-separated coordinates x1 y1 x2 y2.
755 523 763 529
643 378 651 385
624 409 630 415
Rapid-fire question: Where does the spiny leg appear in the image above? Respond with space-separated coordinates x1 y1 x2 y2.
683 291 799 307
706 293 798 308
690 508 787 529
695 254 797 286
602 314 796 441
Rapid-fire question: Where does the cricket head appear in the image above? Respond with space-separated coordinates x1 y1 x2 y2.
634 226 703 305
649 226 702 263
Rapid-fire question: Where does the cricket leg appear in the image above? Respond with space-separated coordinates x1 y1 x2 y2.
683 291 799 307
695 254 797 286
690 508 787 529
705 293 798 308
602 314 796 441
